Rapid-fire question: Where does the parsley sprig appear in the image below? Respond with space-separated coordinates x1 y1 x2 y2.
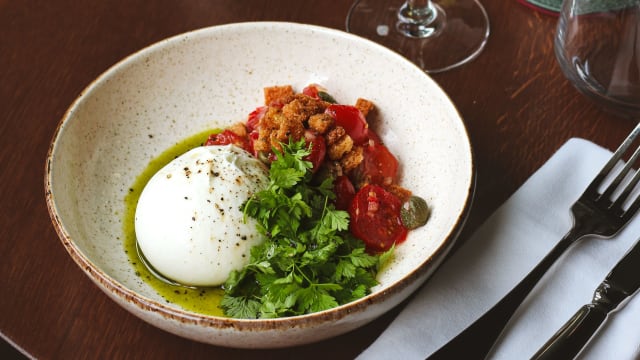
220 139 392 318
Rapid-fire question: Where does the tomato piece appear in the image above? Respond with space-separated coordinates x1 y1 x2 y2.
365 128 383 145
302 84 320 99
247 130 260 157
349 184 407 252
354 143 399 186
334 176 355 211
247 106 267 132
302 84 337 103
303 130 326 172
204 130 250 152
325 104 369 145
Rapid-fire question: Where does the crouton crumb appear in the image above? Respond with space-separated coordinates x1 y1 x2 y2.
264 85 295 106
355 98 374 118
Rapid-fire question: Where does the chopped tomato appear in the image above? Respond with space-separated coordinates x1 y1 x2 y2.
247 130 260 157
325 104 369 145
247 106 267 132
354 143 399 186
204 130 250 153
302 84 320 99
334 176 355 211
304 84 337 103
304 130 326 172
364 129 383 145
349 184 407 252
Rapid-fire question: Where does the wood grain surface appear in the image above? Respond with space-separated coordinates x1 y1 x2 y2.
1 0 636 358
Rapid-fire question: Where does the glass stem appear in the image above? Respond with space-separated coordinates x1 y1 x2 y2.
397 0 443 38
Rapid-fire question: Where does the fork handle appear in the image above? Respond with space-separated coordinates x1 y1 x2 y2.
428 234 578 360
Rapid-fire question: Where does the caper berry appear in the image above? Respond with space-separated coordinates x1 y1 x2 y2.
400 196 430 229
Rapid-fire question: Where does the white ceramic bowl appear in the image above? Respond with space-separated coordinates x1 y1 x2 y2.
45 22 474 348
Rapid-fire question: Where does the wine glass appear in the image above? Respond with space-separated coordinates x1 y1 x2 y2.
346 0 490 73
555 0 640 119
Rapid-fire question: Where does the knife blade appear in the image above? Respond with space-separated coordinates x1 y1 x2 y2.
532 236 640 360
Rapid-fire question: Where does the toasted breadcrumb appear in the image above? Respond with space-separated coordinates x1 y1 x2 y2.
282 94 328 124
254 107 282 152
264 85 295 106
273 116 305 149
355 98 374 118
325 126 346 145
256 103 310 153
227 122 248 137
340 146 364 173
308 113 334 134
328 134 353 160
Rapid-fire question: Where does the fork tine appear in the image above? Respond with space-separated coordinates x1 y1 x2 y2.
602 140 640 202
617 169 640 221
585 123 640 196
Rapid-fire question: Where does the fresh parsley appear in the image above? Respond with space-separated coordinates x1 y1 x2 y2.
220 139 393 318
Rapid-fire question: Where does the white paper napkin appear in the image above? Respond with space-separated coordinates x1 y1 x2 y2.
358 138 640 360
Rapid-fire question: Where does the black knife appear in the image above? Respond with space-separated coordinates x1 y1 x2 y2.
531 236 640 360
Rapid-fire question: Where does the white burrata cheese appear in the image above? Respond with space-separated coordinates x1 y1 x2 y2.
135 144 269 287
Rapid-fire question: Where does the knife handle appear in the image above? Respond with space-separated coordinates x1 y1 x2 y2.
530 303 608 359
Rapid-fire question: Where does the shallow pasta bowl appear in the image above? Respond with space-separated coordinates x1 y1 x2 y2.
45 22 474 348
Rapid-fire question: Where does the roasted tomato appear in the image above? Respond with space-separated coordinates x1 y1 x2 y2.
334 175 355 211
247 130 260 157
204 129 250 152
246 106 267 132
349 184 407 252
354 142 399 186
304 130 326 172
302 84 319 99
364 128 383 145
303 84 337 103
325 104 368 145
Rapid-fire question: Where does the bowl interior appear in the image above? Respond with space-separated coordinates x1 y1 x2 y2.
47 22 472 320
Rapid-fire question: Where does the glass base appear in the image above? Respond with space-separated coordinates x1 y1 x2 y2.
346 0 490 73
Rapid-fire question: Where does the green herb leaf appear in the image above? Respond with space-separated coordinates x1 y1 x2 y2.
219 295 261 319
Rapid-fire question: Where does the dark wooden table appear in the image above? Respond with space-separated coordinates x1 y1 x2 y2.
1 0 636 358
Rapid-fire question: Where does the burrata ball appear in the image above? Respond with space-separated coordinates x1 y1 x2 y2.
134 144 269 286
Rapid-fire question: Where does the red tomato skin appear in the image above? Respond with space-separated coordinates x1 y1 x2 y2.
247 130 260 157
334 175 355 211
246 106 267 132
353 143 399 187
365 129 383 145
302 84 320 99
303 130 326 172
325 104 369 145
349 184 408 252
204 130 250 152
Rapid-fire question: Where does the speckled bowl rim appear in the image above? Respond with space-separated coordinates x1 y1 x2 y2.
45 21 475 334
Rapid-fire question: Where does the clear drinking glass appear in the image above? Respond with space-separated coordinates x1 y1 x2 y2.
346 0 490 73
555 0 640 119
